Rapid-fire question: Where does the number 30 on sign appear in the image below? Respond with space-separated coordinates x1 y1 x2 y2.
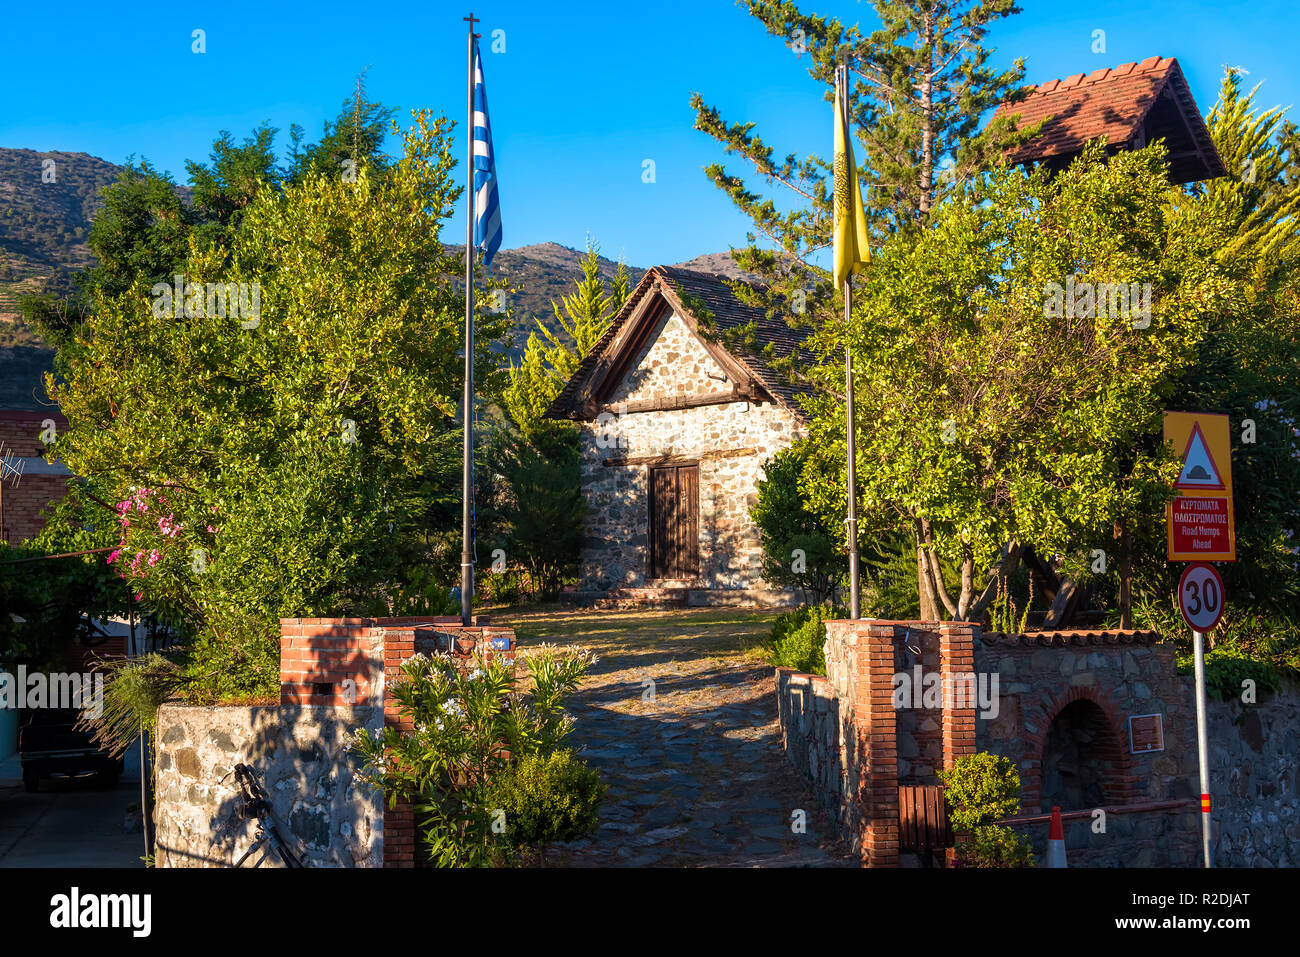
1178 563 1225 633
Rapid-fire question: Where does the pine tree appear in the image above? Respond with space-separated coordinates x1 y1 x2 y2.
1196 68 1300 276
690 0 1037 619
690 0 1036 316
502 240 623 441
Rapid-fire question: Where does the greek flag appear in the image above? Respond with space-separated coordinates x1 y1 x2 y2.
472 39 502 266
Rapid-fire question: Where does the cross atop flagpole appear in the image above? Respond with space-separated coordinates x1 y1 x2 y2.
460 12 480 626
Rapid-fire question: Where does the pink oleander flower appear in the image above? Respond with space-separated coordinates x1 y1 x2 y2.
147 549 161 567
106 549 121 565
134 592 143 601
206 525 216 534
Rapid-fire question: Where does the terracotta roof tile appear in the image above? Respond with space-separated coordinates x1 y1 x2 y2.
980 629 1164 647
992 56 1226 181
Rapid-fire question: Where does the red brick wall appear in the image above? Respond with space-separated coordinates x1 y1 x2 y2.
0 410 70 544
278 616 517 867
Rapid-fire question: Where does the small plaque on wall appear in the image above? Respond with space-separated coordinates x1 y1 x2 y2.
1129 713 1165 754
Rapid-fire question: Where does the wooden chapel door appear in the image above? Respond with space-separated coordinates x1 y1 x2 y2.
649 464 698 579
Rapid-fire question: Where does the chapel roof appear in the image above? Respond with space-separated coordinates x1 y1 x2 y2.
544 265 810 422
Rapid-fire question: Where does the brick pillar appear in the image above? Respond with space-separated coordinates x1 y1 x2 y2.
859 622 900 867
279 616 516 867
939 620 978 866
380 624 416 867
279 618 383 705
938 621 978 767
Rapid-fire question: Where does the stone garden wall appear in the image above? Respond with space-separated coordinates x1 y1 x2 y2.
774 669 844 823
154 703 383 867
975 631 1201 866
1205 676 1300 867
154 616 516 868
776 619 1299 867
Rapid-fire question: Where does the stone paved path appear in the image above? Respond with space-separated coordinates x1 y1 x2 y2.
512 607 856 867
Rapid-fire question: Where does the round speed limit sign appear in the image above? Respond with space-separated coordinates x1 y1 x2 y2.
1178 562 1225 633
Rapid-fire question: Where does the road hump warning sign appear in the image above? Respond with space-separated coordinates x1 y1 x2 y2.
1175 422 1226 490
1163 412 1235 562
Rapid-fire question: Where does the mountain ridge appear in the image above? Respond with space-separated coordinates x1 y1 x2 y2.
0 146 746 409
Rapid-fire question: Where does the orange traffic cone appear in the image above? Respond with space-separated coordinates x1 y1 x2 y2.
1045 806 1068 868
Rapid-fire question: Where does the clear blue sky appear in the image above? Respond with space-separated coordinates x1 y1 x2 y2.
1 0 1294 267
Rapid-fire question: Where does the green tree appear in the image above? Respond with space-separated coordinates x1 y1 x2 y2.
502 240 629 442
185 123 281 243
691 0 1038 617
286 70 396 185
20 82 397 347
494 432 585 600
751 443 846 604
494 241 629 598
1132 69 1300 658
800 142 1231 623
43 111 507 700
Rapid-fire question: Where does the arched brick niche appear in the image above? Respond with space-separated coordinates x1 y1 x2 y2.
1020 686 1139 813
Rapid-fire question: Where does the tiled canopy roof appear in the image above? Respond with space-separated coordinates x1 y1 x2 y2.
992 56 1226 183
980 629 1164 647
544 265 809 422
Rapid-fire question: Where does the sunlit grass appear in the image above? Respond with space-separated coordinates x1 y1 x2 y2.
488 604 777 662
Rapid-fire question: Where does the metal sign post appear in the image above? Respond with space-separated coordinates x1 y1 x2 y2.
1177 560 1224 869
1192 628 1212 868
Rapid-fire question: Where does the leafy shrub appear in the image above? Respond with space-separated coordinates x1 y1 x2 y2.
490 749 604 860
764 603 834 675
751 446 846 606
1177 644 1287 701
82 653 190 757
389 565 460 617
351 643 597 867
482 567 526 606
953 824 1036 868
495 432 584 601
938 752 1023 831
938 751 1034 868
941 754 1029 868
180 615 281 704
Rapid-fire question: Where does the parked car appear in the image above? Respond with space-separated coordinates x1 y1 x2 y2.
17 707 123 792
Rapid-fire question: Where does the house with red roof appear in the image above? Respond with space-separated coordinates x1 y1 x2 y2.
993 55 1226 183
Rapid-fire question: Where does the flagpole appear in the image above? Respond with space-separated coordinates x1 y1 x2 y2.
839 60 861 620
461 13 479 626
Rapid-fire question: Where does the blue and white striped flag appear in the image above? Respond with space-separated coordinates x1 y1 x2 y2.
472 39 502 266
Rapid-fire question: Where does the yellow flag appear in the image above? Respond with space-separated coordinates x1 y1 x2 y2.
832 83 871 287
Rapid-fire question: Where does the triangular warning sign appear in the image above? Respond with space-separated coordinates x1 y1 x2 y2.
1175 422 1226 490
